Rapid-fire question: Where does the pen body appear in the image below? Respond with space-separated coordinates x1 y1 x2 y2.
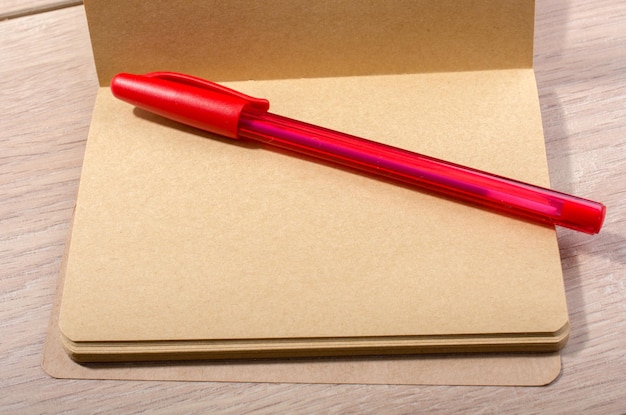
110 72 605 234
238 110 605 234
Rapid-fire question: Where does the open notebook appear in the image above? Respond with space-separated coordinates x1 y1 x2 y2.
56 0 568 363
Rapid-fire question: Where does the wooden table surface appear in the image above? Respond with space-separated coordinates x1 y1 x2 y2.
1 1 624 413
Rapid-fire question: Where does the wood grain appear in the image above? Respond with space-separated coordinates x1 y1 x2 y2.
0 1 624 413
0 0 82 20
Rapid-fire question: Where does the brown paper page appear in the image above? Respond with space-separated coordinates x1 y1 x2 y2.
57 72 567 356
84 0 534 84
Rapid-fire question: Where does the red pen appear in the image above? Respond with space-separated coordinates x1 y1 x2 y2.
111 72 606 234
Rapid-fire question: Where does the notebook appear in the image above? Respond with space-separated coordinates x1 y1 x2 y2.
56 0 569 363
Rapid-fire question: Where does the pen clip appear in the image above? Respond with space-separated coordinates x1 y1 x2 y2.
144 72 270 112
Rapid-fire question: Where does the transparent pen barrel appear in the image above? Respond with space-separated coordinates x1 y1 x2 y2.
238 110 605 234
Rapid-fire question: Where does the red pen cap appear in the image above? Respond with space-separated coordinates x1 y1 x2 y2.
110 72 270 138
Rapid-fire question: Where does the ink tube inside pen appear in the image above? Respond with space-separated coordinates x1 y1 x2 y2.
237 110 605 234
